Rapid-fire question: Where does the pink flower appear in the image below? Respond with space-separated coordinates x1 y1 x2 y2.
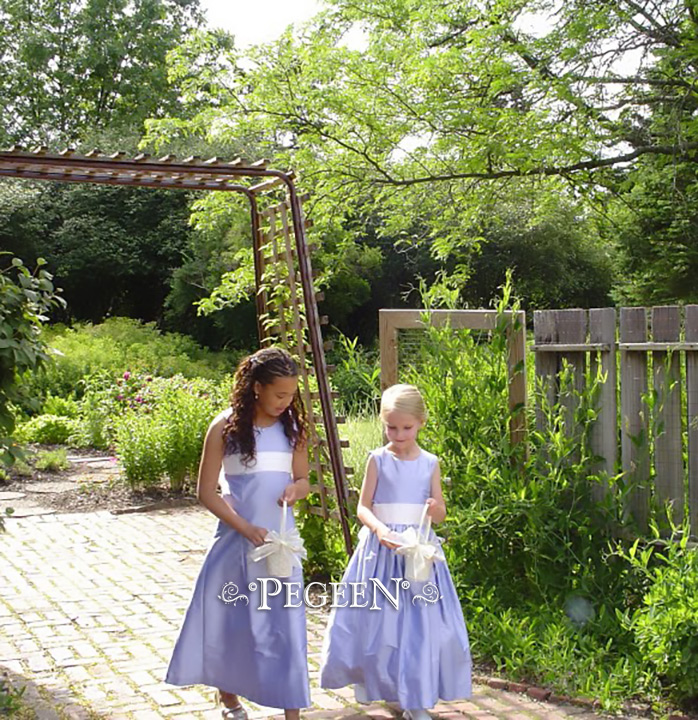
123 371 131 380
116 394 123 401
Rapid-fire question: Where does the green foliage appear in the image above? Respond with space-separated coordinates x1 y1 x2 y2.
341 415 384 491
16 414 79 445
464 194 614 310
71 372 121 450
0 254 65 465
34 448 70 472
619 533 698 698
42 394 79 418
0 675 25 715
298 493 349 581
467 596 654 705
23 317 230 407
163 194 261 348
612 159 698 305
155 380 221 492
1 183 195 326
0 0 204 146
329 334 381 416
113 375 225 491
114 411 168 489
10 459 32 478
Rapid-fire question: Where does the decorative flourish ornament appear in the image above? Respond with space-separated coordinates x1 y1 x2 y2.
218 582 250 606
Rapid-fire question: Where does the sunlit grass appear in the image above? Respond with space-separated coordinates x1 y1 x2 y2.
342 414 383 491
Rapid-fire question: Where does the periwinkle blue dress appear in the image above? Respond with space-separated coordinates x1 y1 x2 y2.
165 413 311 709
320 446 471 709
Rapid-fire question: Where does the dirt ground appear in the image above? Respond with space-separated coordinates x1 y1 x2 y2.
0 446 197 518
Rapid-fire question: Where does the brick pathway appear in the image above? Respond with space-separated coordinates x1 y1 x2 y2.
0 508 610 720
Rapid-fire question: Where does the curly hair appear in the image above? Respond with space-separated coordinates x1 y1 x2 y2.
222 347 307 465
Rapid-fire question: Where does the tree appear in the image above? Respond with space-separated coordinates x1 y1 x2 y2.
0 0 204 147
0 255 64 466
0 181 194 323
143 0 694 314
148 0 696 192
612 157 698 304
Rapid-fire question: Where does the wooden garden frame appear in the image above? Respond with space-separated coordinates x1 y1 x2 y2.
379 309 527 447
0 147 354 553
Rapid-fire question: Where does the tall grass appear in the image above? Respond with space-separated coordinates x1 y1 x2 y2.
343 414 383 490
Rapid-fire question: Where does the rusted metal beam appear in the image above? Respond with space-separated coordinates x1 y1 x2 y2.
286 179 354 555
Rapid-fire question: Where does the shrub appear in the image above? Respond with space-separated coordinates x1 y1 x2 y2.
34 448 70 472
114 411 166 489
42 394 79 418
157 382 219 492
16 414 79 445
1 254 64 467
621 532 698 699
72 372 120 450
21 317 233 407
113 375 226 491
328 334 380 416
10 459 32 477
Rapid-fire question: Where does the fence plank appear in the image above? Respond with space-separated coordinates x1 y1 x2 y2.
556 309 587 453
534 310 558 432
507 312 527 448
620 307 650 530
379 310 399 390
652 306 684 527
686 305 698 537
589 308 617 486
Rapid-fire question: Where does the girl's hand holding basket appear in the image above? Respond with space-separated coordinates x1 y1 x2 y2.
248 500 307 577
392 502 446 582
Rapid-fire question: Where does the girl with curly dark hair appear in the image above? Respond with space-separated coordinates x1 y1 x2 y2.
166 347 311 720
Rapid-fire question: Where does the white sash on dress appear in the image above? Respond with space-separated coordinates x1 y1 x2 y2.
372 503 424 525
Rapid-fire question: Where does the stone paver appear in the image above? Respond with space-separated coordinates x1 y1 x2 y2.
0 508 624 719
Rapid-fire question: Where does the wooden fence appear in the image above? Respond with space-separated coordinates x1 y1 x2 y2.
533 306 698 536
379 309 527 448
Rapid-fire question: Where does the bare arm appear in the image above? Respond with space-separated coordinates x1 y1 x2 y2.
279 440 311 505
196 416 267 546
357 455 399 548
425 460 447 523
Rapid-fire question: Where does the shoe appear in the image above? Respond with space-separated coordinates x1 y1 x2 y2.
217 691 248 720
403 710 431 720
221 706 248 720
354 683 369 704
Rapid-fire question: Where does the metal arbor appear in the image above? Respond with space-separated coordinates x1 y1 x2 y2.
0 148 354 553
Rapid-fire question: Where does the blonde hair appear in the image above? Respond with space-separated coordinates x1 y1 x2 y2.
380 384 427 423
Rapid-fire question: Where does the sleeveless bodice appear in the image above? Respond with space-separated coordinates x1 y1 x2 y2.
218 412 295 532
371 446 436 505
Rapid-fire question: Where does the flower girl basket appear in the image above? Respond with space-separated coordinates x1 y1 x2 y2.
394 502 445 582
248 499 307 578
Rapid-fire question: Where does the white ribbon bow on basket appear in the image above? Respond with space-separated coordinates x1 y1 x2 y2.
393 502 445 582
248 499 307 578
